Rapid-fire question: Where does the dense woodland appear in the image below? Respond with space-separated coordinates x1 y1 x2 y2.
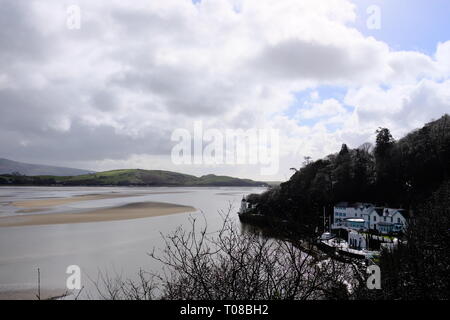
245 114 450 299
247 114 449 234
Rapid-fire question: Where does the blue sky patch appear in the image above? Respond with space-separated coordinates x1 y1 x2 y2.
352 0 450 55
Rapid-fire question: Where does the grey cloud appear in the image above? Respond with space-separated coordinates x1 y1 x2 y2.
0 0 57 67
90 90 119 112
397 81 450 124
252 39 381 82
0 117 174 163
0 86 173 163
0 88 69 134
110 65 243 116
0 0 447 179
111 7 190 39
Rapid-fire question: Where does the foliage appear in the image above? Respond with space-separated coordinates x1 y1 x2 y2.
247 115 450 234
376 179 450 299
0 169 267 187
244 114 450 300
93 213 360 300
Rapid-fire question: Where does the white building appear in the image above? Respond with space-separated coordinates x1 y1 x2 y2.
239 197 254 215
369 207 407 234
332 202 407 234
333 202 373 230
348 230 367 250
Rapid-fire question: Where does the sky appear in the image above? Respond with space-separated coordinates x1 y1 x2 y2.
0 0 449 181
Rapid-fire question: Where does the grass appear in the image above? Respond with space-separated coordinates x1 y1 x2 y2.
0 169 268 187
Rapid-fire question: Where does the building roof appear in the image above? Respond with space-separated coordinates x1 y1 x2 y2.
334 202 407 219
371 207 404 217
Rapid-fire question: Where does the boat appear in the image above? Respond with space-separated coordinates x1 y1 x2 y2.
317 237 379 260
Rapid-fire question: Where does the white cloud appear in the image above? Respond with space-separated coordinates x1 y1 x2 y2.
0 0 449 180
345 79 450 136
386 51 439 84
296 99 347 120
436 41 450 76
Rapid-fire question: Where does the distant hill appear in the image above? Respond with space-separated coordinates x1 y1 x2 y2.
0 158 94 176
0 168 268 187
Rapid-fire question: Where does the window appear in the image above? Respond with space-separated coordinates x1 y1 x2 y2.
397 217 401 223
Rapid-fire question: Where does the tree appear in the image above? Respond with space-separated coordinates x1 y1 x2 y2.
93 212 361 300
333 144 352 201
375 179 450 299
352 148 375 200
338 144 349 156
302 156 313 167
358 142 373 153
374 128 396 203
374 128 395 159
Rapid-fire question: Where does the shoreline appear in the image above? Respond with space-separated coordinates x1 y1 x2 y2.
11 191 191 208
0 288 72 300
0 201 197 227
11 193 140 208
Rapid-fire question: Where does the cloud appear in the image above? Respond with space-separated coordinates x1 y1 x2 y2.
296 99 347 120
0 0 449 179
253 37 388 85
345 79 450 136
436 41 450 75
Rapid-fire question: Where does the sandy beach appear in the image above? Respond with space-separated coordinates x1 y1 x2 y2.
10 191 190 208
0 201 196 227
0 186 264 300
11 193 143 208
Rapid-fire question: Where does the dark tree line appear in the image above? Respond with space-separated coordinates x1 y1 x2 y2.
244 114 450 299
247 114 450 235
0 174 57 185
356 180 450 300
93 213 363 300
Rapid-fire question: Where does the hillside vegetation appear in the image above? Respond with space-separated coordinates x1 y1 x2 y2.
0 169 267 187
243 114 450 300
245 114 450 235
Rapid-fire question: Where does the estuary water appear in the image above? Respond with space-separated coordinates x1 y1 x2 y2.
0 186 266 298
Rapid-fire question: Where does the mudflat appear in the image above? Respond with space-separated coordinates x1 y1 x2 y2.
0 201 196 227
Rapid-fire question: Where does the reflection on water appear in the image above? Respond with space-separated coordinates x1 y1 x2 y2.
0 186 266 298
240 220 289 240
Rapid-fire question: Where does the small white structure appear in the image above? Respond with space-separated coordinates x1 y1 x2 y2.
320 232 335 240
333 202 407 234
348 230 367 250
239 197 254 214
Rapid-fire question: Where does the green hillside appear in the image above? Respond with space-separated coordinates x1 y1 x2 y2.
0 169 267 187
